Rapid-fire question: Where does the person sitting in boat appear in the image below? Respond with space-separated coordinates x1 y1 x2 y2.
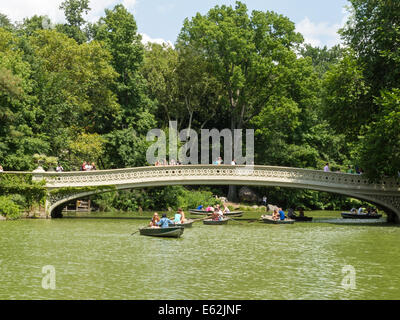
178 208 186 223
206 206 213 212
156 213 175 228
272 209 280 221
223 204 230 214
173 210 182 224
211 210 220 221
196 205 203 210
216 208 225 221
357 207 364 214
350 208 357 213
278 208 286 221
149 212 160 228
298 208 305 217
287 208 296 219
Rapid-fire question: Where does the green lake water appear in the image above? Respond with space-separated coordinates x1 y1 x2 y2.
1 213 400 300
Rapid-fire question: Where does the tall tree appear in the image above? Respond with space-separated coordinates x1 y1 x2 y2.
26 30 119 169
0 13 14 30
177 1 307 200
0 27 49 170
321 0 400 180
92 4 155 133
58 0 90 43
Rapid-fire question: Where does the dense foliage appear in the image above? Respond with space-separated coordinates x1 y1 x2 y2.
0 173 46 218
0 0 398 213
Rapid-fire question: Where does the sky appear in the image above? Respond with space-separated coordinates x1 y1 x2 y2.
0 0 350 48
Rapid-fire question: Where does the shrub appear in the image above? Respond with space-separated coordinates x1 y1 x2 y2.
0 196 22 220
177 189 222 210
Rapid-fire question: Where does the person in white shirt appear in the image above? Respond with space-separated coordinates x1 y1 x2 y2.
324 163 330 172
217 209 224 221
223 204 230 214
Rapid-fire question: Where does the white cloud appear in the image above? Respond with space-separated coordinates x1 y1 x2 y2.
296 6 352 49
1 0 65 24
140 33 174 48
0 0 138 24
296 17 342 48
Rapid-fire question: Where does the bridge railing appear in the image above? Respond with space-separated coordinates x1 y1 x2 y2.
28 164 400 192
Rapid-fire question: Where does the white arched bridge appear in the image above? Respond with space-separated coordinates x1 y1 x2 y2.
31 164 400 222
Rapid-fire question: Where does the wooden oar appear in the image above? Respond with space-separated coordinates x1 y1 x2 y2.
247 218 263 224
226 216 245 225
131 229 140 236
193 215 212 222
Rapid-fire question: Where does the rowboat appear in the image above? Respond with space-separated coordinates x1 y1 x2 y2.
170 219 194 228
203 218 229 225
189 209 243 217
261 215 295 224
139 226 184 238
341 212 382 219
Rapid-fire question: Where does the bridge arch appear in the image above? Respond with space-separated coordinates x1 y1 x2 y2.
35 165 400 221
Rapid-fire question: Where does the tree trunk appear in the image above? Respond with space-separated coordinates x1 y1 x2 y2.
228 185 238 202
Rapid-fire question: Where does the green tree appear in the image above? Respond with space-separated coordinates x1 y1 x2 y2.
67 132 105 169
0 13 14 30
17 15 54 37
92 4 155 133
25 30 119 169
321 0 400 180
322 51 371 139
0 27 48 170
300 44 344 78
58 0 90 43
178 1 304 132
141 43 224 131
177 1 308 200
340 0 400 92
355 88 400 178
141 43 181 126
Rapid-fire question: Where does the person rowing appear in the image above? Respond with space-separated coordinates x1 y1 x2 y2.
156 213 175 228
210 208 219 221
173 208 186 224
278 208 286 221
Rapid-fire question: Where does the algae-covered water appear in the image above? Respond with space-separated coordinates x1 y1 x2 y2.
1 212 399 300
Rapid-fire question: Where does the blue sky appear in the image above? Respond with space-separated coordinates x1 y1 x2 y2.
2 0 350 47
136 0 349 47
